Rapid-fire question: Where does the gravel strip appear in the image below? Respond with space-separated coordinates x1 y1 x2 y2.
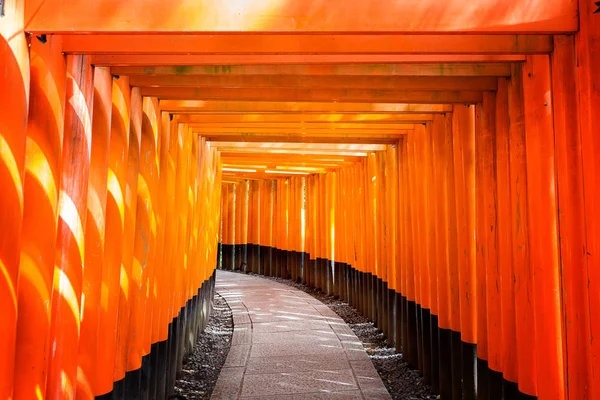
174 293 233 400
252 273 438 400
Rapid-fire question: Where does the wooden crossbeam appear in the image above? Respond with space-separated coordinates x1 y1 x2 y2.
160 101 452 113
201 134 408 144
130 75 498 91
177 113 434 123
220 153 358 162
188 124 415 133
212 142 387 151
61 34 553 55
112 63 512 77
146 87 483 103
217 148 375 156
25 0 577 33
93 54 527 66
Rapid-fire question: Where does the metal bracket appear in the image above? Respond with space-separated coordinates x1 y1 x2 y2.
0 0 5 17
595 1 600 14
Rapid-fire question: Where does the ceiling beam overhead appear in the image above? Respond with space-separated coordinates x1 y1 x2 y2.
199 134 406 145
25 0 576 33
217 148 376 156
112 63 512 77
61 34 553 55
177 113 434 123
219 153 359 162
188 124 415 132
93 54 527 66
212 142 388 151
160 100 452 113
130 75 498 91
145 87 483 103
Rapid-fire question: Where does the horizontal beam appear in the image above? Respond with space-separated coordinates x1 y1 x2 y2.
93 54 527 66
144 87 484 103
222 160 352 168
113 63 512 77
218 148 375 156
213 142 387 151
62 34 553 54
222 171 316 179
160 100 453 113
202 134 406 144
130 75 498 91
177 113 434 123
220 153 359 162
25 0 577 33
188 124 415 132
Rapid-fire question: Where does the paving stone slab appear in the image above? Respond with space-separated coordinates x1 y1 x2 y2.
213 270 390 399
240 369 358 397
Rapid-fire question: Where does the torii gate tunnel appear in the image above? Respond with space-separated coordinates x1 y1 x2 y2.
1 0 599 399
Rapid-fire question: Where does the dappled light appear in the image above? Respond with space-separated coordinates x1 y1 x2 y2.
2 0 599 399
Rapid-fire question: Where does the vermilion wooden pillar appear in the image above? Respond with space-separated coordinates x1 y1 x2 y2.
138 97 161 392
432 114 451 397
522 55 565 400
150 111 171 400
508 63 537 397
46 54 94 400
125 96 160 385
494 77 518 390
444 111 462 400
475 92 499 399
77 66 112 399
576 0 600 395
13 35 64 400
113 87 142 389
96 76 131 396
451 104 477 400
0 1 29 397
553 35 592 400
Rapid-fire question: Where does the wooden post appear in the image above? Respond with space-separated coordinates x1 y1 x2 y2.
576 1 600 395
475 92 499 399
0 1 30 397
46 55 94 400
552 34 592 400
494 77 518 390
522 55 565 400
451 105 477 400
13 34 64 400
96 76 131 396
77 66 113 399
507 63 536 397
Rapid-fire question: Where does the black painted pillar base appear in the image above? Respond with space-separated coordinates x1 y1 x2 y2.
387 288 395 347
406 299 418 368
477 357 490 400
421 308 432 384
396 294 404 353
503 380 537 400
416 304 424 373
462 342 477 400
438 327 452 399
489 368 503 400
450 330 463 400
430 313 440 393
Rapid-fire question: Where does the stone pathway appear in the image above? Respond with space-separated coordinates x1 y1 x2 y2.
212 270 391 399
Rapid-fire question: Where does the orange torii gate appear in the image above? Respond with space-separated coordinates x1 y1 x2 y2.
1 0 599 399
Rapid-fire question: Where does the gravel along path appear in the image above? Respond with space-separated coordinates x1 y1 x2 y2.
173 293 233 400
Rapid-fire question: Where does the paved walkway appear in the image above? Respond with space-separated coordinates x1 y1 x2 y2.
212 270 391 399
